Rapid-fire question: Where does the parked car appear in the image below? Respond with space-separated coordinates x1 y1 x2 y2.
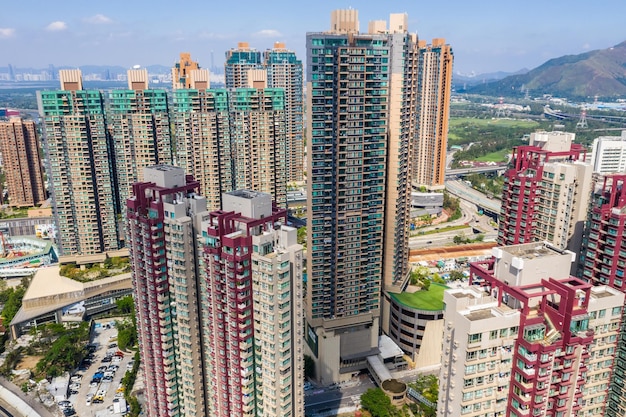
58 400 72 410
92 395 104 404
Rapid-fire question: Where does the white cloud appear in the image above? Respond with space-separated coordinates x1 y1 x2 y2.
582 42 591 50
253 29 282 38
0 28 15 38
46 21 68 32
198 31 230 40
85 14 113 24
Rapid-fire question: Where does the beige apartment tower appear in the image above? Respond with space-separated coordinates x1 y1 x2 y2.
413 39 453 189
38 69 120 255
172 52 205 90
108 68 173 207
0 117 46 207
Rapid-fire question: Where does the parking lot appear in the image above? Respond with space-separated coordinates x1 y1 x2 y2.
55 319 133 417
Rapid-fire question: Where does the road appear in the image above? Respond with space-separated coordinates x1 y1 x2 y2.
304 378 375 416
409 197 497 249
445 180 501 215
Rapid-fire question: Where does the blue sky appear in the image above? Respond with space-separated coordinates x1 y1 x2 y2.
1 0 625 74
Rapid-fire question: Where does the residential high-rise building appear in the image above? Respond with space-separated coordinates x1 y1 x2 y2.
128 168 303 417
108 68 173 207
498 131 592 255
38 69 119 255
229 86 287 207
304 10 417 383
172 82 287 209
0 117 46 206
225 42 304 183
263 43 304 182
577 174 626 417
590 130 626 174
413 39 453 189
438 242 624 417
225 42 263 89
579 174 626 286
172 52 203 90
199 190 304 417
172 86 232 210
127 165 208 417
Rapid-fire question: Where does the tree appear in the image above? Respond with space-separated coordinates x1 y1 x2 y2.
410 266 429 286
449 270 466 282
421 279 431 291
360 388 393 417
116 296 135 315
116 319 137 351
1 286 26 324
297 227 306 246
303 354 315 379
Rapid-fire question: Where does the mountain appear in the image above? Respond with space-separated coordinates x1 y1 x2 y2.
453 69 529 87
464 41 626 99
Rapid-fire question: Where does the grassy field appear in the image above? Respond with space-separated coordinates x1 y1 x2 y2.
390 282 448 311
474 148 510 162
449 117 540 129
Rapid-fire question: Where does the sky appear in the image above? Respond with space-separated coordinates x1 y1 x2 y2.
1 0 625 75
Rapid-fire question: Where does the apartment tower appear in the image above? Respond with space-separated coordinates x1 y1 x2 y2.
108 68 173 207
225 42 304 183
37 69 119 255
126 166 207 417
171 67 231 210
0 117 46 206
498 131 592 254
200 190 304 417
578 174 626 417
438 242 624 417
173 58 287 210
225 42 263 89
413 39 453 189
590 130 626 174
172 52 202 90
263 43 304 182
305 10 417 383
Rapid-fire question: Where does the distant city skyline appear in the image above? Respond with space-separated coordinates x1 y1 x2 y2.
1 1 625 75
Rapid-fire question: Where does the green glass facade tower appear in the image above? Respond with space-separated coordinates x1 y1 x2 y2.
304 10 418 383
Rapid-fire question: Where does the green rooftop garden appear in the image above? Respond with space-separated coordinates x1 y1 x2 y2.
390 282 448 311
60 256 130 282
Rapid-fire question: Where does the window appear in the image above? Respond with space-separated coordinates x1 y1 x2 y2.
490 330 498 340
613 306 622 316
523 325 546 342
598 309 606 318
469 333 482 344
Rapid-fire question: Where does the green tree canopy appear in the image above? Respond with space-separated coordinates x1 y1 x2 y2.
360 388 393 417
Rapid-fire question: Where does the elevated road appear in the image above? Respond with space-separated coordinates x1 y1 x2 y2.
445 180 501 219
445 165 507 177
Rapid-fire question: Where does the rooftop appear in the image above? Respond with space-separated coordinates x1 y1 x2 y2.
390 282 447 311
500 242 564 260
466 308 496 321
